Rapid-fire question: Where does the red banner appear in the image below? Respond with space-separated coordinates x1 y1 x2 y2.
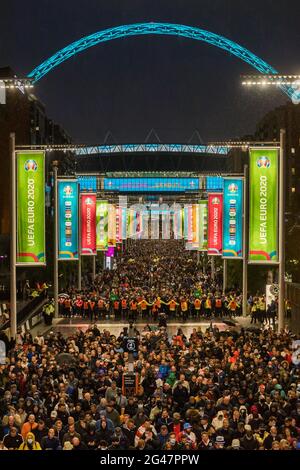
80 194 96 255
208 193 223 256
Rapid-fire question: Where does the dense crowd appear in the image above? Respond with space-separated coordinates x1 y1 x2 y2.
58 241 244 322
1 240 297 452
0 323 300 451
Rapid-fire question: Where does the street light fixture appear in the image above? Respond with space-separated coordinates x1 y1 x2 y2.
241 74 300 86
0 77 34 88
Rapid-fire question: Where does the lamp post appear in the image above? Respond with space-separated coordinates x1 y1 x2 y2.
223 259 227 294
242 164 248 317
278 129 286 331
10 133 17 339
52 160 59 318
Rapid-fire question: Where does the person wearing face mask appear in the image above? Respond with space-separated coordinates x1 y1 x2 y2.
165 432 179 450
18 431 41 450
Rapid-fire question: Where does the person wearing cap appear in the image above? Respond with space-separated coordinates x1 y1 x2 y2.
247 405 263 431
178 422 196 446
214 435 225 449
241 425 259 450
228 438 243 450
3 427 23 450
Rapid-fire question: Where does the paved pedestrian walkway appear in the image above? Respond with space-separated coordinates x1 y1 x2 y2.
31 315 256 339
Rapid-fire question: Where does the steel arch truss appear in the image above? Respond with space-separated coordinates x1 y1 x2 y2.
27 22 300 103
74 143 229 156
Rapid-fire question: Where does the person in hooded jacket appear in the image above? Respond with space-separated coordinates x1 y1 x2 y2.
18 431 41 450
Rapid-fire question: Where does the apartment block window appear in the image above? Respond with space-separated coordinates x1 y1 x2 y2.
291 187 296 193
292 168 296 175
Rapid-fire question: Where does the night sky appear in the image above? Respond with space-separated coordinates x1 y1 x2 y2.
1 0 300 143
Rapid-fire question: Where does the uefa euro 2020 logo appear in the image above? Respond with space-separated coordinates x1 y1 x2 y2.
64 185 73 196
212 197 220 205
228 183 238 193
24 159 38 172
257 156 271 168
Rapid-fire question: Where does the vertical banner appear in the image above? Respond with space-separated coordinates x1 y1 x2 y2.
80 193 96 256
184 205 192 241
119 196 127 240
150 203 160 240
173 204 182 240
186 204 200 250
127 208 133 239
198 200 208 251
223 178 243 259
249 148 278 263
121 207 127 240
192 204 199 245
58 180 79 260
96 200 108 251
135 210 141 239
16 152 45 265
208 193 223 256
116 206 121 243
108 204 116 247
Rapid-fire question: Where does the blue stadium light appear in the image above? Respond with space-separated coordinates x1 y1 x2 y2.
27 22 299 103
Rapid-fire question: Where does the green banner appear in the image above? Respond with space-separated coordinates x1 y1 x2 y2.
198 200 208 251
249 148 278 263
17 152 45 265
96 200 108 251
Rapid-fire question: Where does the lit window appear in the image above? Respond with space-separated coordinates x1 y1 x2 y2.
291 148 295 154
292 168 296 175
292 187 296 193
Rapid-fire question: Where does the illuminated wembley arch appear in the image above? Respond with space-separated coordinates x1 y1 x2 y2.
27 22 299 103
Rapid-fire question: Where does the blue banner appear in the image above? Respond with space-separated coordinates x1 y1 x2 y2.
104 177 199 192
58 180 79 260
222 178 243 259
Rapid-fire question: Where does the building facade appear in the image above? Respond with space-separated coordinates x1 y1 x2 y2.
0 67 72 236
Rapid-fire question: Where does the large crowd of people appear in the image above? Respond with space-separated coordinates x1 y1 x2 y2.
1 240 298 452
0 323 299 451
58 241 244 322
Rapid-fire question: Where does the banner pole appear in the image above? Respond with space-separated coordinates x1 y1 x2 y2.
78 256 82 291
223 259 227 294
278 129 286 332
53 163 59 318
10 133 17 339
211 256 215 280
78 194 82 291
92 255 96 281
242 164 248 317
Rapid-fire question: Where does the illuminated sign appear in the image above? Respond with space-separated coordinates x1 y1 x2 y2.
104 178 199 192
